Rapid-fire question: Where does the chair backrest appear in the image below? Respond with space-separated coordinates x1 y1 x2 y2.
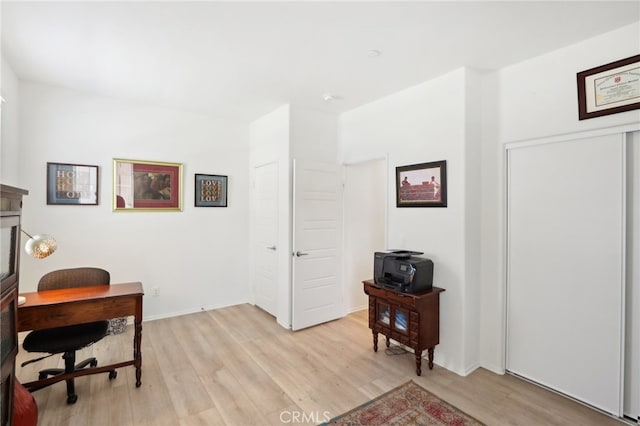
38 267 110 291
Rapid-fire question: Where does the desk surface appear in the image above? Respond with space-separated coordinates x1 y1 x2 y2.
18 282 144 333
19 282 144 308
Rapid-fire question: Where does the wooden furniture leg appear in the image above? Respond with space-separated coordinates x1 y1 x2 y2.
372 331 378 352
428 347 435 370
134 304 143 387
415 349 422 376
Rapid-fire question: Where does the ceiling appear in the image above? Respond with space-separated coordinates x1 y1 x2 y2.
2 1 639 122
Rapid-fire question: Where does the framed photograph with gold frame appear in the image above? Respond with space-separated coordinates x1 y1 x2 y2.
577 54 640 120
113 158 183 211
194 174 228 207
47 162 99 205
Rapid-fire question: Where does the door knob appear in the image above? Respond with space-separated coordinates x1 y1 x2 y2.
295 251 309 257
266 246 276 251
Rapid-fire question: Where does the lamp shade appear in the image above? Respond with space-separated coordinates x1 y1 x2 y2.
24 234 57 259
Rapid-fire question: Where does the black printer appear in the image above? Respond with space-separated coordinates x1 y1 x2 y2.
374 250 433 293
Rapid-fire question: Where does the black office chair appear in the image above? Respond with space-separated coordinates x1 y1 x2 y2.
22 267 117 404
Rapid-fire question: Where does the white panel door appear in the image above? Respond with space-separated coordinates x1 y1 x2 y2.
292 159 343 330
253 162 278 316
506 134 624 415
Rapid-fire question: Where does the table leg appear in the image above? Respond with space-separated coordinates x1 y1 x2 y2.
134 299 143 387
415 349 422 376
428 347 434 370
373 331 378 352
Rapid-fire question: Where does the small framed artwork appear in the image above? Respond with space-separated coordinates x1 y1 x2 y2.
113 158 183 211
47 162 99 205
577 54 640 120
396 160 447 207
195 174 228 207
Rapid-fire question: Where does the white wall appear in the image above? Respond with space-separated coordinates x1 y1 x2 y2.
340 68 476 375
500 22 640 142
462 69 483 373
477 69 503 373
290 106 338 161
17 82 251 321
1 56 21 186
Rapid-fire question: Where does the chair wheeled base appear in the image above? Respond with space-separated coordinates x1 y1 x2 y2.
32 351 117 404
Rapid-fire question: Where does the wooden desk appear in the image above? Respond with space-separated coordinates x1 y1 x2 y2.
17 282 144 391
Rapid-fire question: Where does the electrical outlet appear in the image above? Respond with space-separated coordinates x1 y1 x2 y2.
152 287 160 297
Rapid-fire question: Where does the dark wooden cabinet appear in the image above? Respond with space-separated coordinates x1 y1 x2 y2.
1 185 28 426
363 279 444 376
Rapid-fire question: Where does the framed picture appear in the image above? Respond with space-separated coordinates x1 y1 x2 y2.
47 162 99 205
396 160 447 207
113 158 183 211
577 54 640 120
195 174 228 207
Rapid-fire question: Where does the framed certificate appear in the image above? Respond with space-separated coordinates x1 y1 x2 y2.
577 54 640 120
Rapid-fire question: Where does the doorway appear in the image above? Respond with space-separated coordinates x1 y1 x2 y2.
342 158 387 312
252 161 279 317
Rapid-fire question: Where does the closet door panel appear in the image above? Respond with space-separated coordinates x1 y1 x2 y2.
506 134 624 415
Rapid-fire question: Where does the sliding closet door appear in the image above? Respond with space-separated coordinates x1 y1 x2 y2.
506 133 625 416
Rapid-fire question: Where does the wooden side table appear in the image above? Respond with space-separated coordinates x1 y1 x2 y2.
363 279 444 376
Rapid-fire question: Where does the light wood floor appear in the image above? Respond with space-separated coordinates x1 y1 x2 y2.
16 304 626 426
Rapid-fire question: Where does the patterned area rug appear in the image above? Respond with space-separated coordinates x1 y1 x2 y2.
322 380 485 425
